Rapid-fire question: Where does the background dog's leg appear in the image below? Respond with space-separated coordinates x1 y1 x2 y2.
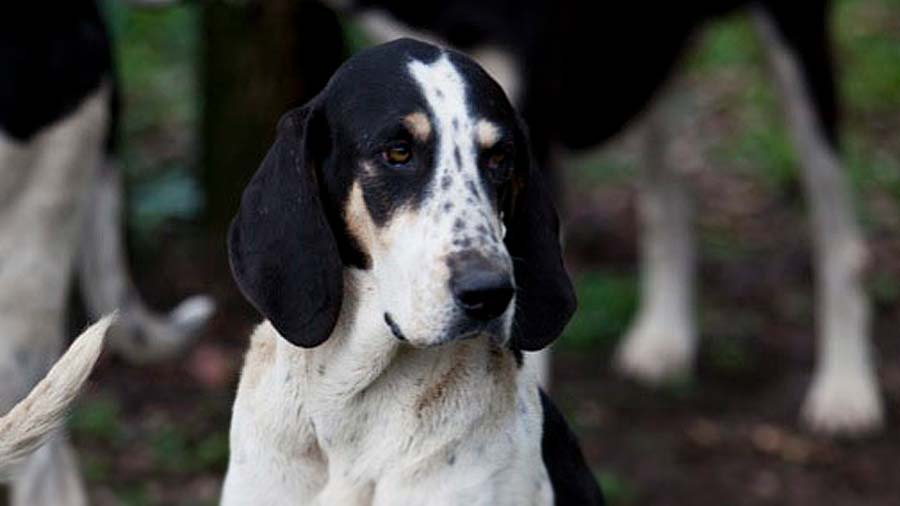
0 85 110 502
615 99 698 384
11 437 88 506
753 5 883 435
77 161 214 364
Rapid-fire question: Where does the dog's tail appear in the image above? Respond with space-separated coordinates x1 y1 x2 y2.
0 314 115 481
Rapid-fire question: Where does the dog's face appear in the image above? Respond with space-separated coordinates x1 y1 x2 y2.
229 39 574 351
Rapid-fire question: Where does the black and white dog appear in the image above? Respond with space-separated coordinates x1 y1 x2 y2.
0 2 212 503
222 39 604 505
330 0 883 435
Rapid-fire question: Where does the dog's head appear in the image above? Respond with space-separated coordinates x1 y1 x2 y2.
229 38 573 351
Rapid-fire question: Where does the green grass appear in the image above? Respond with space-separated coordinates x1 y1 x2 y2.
101 0 203 244
686 15 760 72
150 424 229 474
834 0 900 113
598 470 639 506
560 271 638 350
70 395 125 443
102 0 199 148
570 153 637 187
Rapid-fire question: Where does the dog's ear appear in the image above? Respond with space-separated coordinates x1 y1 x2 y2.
505 120 577 351
228 103 343 348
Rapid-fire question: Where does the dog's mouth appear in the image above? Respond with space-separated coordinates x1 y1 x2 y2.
384 312 505 346
384 312 406 341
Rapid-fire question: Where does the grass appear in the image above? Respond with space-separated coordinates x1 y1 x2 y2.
598 470 639 506
560 271 638 351
101 0 203 245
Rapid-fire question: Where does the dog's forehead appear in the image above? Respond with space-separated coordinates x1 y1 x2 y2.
324 39 514 132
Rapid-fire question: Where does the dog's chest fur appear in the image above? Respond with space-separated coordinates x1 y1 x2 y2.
222 273 552 506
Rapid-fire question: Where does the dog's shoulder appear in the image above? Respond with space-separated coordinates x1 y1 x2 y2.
539 390 606 506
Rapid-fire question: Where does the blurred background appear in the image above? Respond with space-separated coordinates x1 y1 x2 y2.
2 0 898 504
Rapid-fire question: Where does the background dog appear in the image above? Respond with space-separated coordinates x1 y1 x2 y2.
328 0 883 435
0 2 212 504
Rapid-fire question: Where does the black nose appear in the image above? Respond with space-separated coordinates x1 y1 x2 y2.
450 255 514 321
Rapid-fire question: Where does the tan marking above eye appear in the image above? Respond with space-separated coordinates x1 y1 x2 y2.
403 112 432 142
476 119 501 147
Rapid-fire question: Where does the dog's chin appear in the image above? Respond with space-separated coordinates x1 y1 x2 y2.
385 313 508 348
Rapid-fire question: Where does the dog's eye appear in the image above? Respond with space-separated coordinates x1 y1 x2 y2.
482 142 514 178
383 141 413 166
486 151 507 170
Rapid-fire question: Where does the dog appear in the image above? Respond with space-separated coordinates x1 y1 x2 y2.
222 38 604 505
0 2 212 503
327 0 883 435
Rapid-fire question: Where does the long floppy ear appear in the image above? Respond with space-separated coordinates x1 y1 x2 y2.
228 104 343 348
505 121 577 351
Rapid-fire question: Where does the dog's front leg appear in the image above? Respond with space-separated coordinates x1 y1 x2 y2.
753 5 882 435
615 96 698 385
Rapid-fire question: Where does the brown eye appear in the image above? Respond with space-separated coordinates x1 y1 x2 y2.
483 142 514 176
486 151 507 171
383 142 412 165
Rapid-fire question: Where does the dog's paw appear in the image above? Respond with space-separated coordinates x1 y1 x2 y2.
801 366 884 437
614 320 695 385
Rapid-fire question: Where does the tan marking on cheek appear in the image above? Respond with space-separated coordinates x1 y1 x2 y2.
404 112 432 142
476 119 501 147
344 182 376 257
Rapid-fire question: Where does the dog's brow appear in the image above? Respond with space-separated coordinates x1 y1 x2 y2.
403 112 432 142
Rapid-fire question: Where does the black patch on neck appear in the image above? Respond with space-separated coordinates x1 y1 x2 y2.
539 390 606 505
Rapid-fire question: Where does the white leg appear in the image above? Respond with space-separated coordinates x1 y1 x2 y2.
754 9 882 435
615 109 698 384
11 437 88 506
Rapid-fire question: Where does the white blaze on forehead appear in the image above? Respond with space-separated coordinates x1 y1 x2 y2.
405 54 506 242
408 54 472 152
407 54 481 199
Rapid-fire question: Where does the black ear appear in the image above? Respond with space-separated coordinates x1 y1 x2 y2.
505 123 577 351
228 104 343 348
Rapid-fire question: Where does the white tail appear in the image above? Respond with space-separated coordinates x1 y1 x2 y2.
0 314 115 481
